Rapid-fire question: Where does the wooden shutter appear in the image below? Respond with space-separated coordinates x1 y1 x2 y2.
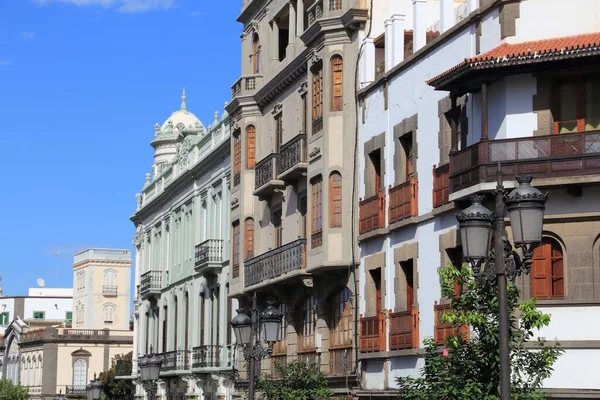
312 65 323 121
329 172 342 228
551 241 564 298
233 133 241 176
226 296 232 345
311 177 323 234
200 296 205 346
244 219 254 260
331 56 343 111
246 126 256 169
531 243 551 298
232 221 240 277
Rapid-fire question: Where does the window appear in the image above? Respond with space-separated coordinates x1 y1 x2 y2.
233 132 241 185
1 312 9 325
244 218 254 260
401 133 414 180
273 302 288 355
162 306 168 352
246 125 256 169
66 312 72 321
252 34 261 74
554 76 600 133
302 94 308 135
331 56 343 111
103 304 115 323
273 210 283 248
297 296 317 352
275 113 283 153
200 295 206 346
330 287 352 348
299 196 307 239
73 359 87 387
329 172 342 228
531 237 564 299
311 176 323 247
232 221 241 278
33 311 45 320
312 63 324 134
226 293 232 346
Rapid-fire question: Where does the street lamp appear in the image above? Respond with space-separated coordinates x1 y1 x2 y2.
456 167 547 400
55 390 66 400
86 373 102 400
138 346 163 400
230 292 282 400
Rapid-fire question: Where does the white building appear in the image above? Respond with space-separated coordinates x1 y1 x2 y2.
357 0 600 398
131 90 237 400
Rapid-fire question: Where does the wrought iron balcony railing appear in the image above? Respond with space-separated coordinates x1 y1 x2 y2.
278 133 308 180
195 239 224 271
244 238 306 288
159 350 190 371
102 285 118 296
192 345 230 369
254 153 285 198
66 386 87 395
140 270 162 296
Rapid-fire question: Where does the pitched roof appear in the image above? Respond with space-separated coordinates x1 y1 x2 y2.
427 32 600 87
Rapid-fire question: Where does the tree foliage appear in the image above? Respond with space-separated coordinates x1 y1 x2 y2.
0 380 28 400
256 361 334 400
397 262 563 400
99 352 134 400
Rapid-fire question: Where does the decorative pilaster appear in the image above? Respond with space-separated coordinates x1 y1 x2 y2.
297 0 305 34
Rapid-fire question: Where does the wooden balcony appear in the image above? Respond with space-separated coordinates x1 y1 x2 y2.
140 270 162 298
254 153 285 199
389 309 419 351
434 302 469 345
359 191 385 235
328 347 353 376
359 314 386 352
433 164 450 208
449 131 600 195
388 177 418 225
278 133 308 182
244 238 306 288
194 239 224 273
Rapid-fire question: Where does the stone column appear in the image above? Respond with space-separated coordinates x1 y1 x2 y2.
391 14 406 66
384 19 393 72
271 19 280 64
289 1 297 42
441 0 454 32
297 0 304 34
412 0 427 53
362 37 375 85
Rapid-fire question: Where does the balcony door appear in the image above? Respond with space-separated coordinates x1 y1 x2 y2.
554 76 600 134
401 134 414 180
369 268 383 314
273 209 283 248
369 150 382 194
401 261 414 310
162 306 168 353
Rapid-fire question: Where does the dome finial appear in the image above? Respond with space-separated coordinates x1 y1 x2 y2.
181 87 187 110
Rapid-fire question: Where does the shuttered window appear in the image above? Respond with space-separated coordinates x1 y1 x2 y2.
312 64 323 122
246 125 256 169
233 132 241 184
244 218 254 260
232 221 240 278
531 238 564 299
311 176 323 243
331 56 343 111
330 287 352 347
329 172 342 228
73 359 87 387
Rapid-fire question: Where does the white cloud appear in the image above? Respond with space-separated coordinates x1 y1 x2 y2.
0 61 13 66
20 31 37 40
32 0 176 12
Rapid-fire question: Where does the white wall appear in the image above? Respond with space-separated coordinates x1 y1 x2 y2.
24 297 72 321
543 349 600 390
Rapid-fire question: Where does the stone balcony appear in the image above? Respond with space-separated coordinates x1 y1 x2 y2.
140 270 162 298
254 153 285 199
231 75 263 99
244 238 307 289
74 248 131 265
278 133 308 182
102 285 118 297
195 239 224 273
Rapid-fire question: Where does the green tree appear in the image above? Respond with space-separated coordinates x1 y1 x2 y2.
256 361 334 400
99 352 134 400
0 379 28 400
397 262 563 400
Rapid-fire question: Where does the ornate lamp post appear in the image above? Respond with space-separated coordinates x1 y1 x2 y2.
138 346 163 400
456 167 547 400
86 373 102 400
230 292 282 400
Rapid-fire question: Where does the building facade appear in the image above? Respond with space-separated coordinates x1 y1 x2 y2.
131 91 237 400
226 0 368 391
357 0 600 398
72 248 132 330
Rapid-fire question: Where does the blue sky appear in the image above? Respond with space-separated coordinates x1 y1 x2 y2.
0 0 241 296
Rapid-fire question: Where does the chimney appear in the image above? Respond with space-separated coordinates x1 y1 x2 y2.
384 19 393 72
441 0 454 32
362 37 376 86
391 14 406 66
413 0 427 53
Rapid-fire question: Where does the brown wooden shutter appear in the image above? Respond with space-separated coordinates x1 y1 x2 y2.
331 56 343 111
551 241 564 298
244 219 254 260
246 126 256 169
329 173 342 228
531 242 551 298
200 295 205 346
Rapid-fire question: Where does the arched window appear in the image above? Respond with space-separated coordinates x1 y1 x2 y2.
73 359 87 387
246 125 256 169
244 218 254 260
329 287 352 348
330 56 343 111
531 237 564 299
252 34 261 74
329 172 342 228
297 296 317 352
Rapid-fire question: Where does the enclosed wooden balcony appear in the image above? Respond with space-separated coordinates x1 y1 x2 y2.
389 309 419 351
254 153 285 199
449 131 600 195
359 191 385 235
140 270 162 298
388 177 418 225
359 314 386 352
195 239 224 273
278 133 308 182
432 164 450 208
434 302 469 345
244 238 307 288
328 348 353 376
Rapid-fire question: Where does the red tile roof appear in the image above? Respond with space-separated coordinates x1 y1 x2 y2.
427 32 600 87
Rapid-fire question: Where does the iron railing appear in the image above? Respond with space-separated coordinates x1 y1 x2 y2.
140 270 162 295
244 239 306 287
195 239 224 267
159 350 190 371
191 345 228 368
255 153 280 190
278 133 308 175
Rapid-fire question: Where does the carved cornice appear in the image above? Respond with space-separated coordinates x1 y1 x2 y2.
255 48 309 109
298 81 308 95
271 102 283 116
309 146 321 159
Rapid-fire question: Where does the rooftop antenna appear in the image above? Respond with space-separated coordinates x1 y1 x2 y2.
37 278 46 288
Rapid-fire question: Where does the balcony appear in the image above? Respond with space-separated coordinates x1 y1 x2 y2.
389 309 418 351
140 270 162 298
27 387 41 395
231 75 263 99
434 302 469 345
359 314 386 353
359 191 385 235
160 350 190 372
102 285 118 297
307 0 324 27
433 164 451 208
194 239 224 273
449 131 600 196
328 348 353 376
388 177 418 225
254 153 285 199
278 133 308 182
244 238 307 288
192 345 231 369
66 386 87 395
